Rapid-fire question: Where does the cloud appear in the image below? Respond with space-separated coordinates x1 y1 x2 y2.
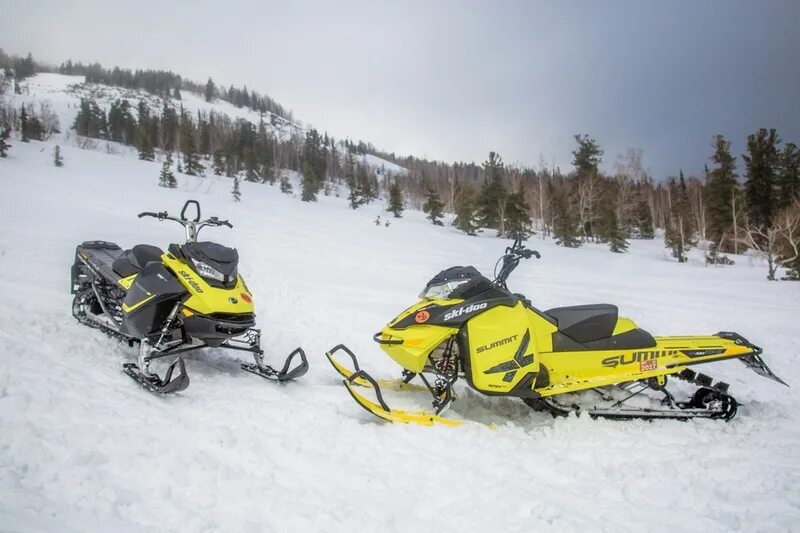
3 0 799 178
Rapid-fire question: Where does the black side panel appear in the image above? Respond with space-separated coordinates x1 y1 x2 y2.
121 263 187 338
393 292 519 329
551 328 657 352
546 304 618 343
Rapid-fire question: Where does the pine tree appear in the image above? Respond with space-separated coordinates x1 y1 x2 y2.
136 127 155 161
180 113 204 176
664 172 695 262
778 143 800 209
212 151 225 176
422 188 445 226
232 176 241 202
453 183 480 236
0 123 11 157
572 134 604 241
301 129 326 201
477 151 506 230
280 175 292 194
204 78 216 102
243 147 259 182
344 152 363 209
53 145 63 167
572 134 604 177
706 135 738 252
159 152 177 188
635 191 655 239
387 180 404 217
20 104 29 142
356 164 375 203
551 185 581 248
743 128 780 230
503 186 533 240
599 204 628 252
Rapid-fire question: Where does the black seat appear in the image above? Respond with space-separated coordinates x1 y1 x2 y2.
112 244 163 277
546 303 656 352
546 304 618 343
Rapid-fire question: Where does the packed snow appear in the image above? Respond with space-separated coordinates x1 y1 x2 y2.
1 98 800 532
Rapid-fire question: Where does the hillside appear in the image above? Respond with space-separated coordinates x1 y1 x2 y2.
0 129 799 531
2 72 407 178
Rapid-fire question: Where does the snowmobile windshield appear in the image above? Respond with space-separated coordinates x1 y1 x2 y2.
419 266 498 300
419 279 470 300
181 242 239 289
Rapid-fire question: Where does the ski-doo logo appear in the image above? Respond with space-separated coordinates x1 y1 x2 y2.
415 310 430 323
178 270 204 293
476 334 518 354
601 349 679 368
444 302 488 321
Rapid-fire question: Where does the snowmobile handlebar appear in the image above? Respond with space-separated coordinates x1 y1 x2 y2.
137 202 233 242
493 239 540 289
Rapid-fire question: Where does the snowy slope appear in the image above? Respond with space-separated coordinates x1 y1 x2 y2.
1 136 800 532
4 73 406 176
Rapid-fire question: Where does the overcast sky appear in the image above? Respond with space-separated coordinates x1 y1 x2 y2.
2 0 799 178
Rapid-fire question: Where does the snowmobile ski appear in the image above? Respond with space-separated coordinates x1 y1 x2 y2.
241 346 309 382
343 369 462 427
122 358 190 394
326 344 427 392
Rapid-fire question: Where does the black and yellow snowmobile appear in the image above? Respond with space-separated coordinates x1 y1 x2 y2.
326 239 786 426
71 200 308 394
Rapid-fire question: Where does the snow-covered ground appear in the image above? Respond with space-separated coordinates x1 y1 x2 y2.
1 135 799 532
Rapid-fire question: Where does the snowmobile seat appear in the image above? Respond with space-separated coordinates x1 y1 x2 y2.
112 244 164 278
546 304 619 343
546 304 657 352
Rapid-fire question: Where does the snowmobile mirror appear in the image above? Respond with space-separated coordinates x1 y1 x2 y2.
180 200 201 222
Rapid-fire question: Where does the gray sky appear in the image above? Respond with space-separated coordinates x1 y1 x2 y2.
2 0 799 178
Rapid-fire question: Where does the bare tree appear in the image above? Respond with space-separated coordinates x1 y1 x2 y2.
576 174 602 241
739 201 800 280
687 177 707 242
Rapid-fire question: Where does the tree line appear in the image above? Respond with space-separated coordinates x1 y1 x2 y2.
2 49 798 279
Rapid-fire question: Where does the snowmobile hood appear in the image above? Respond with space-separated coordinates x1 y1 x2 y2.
376 299 462 373
161 252 254 316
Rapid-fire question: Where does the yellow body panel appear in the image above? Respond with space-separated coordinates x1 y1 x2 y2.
462 302 540 394
535 336 753 396
161 252 254 315
378 299 460 373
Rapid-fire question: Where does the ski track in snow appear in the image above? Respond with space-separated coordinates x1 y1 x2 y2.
2 82 800 532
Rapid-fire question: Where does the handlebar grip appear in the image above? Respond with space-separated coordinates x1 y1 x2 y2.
138 211 157 218
222 220 233 228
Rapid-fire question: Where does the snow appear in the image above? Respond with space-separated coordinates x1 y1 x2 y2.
1 100 800 532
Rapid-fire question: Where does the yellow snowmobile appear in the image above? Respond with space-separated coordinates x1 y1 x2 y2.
71 200 308 394
326 239 786 426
